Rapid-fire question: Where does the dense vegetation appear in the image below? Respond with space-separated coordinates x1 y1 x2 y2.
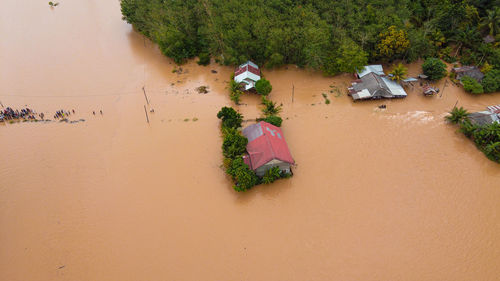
422 57 447 80
217 106 290 191
121 0 500 75
446 107 500 163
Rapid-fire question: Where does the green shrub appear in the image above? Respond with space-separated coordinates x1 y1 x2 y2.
446 107 469 124
217 107 243 129
255 78 272 96
262 167 282 184
230 90 242 104
226 157 259 192
197 53 210 66
481 69 500 93
461 76 484 94
222 130 248 159
261 96 282 116
228 80 243 104
458 121 500 163
260 116 283 127
422 58 447 80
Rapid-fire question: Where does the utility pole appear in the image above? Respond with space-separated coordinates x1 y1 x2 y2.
144 105 149 123
142 86 149 105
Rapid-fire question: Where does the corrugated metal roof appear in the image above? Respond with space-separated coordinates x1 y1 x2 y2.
242 121 294 170
381 77 407 97
452 66 484 82
487 105 500 114
357 65 384 78
469 111 500 126
350 72 407 100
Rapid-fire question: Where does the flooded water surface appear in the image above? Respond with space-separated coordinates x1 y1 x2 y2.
1 1 500 280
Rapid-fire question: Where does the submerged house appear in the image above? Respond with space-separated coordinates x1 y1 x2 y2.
242 121 294 176
356 64 385 78
348 71 407 101
234 61 261 91
451 66 484 82
469 105 500 126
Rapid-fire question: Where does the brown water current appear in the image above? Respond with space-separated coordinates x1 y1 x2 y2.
1 1 500 280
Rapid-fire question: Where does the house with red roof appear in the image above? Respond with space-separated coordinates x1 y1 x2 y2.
234 61 261 91
242 121 294 176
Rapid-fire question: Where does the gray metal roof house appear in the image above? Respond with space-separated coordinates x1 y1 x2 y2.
356 64 384 78
469 105 500 126
451 66 484 82
469 111 500 126
348 72 407 101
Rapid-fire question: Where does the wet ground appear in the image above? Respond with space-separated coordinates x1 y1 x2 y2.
1 1 500 280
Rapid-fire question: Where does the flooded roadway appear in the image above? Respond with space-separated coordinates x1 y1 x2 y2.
1 1 500 280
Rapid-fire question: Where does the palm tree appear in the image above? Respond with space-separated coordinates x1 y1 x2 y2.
227 80 243 105
450 27 481 56
389 63 408 83
446 106 469 124
480 7 500 36
261 96 282 117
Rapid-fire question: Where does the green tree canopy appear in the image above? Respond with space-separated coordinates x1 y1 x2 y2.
217 106 243 129
422 58 447 80
255 78 272 96
461 75 484 94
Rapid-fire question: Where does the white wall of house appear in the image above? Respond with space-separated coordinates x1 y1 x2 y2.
255 159 291 177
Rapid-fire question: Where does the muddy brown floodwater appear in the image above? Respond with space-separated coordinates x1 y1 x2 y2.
1 1 500 281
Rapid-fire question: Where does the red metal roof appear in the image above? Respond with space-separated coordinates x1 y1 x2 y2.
242 122 294 170
234 63 260 77
247 65 260 76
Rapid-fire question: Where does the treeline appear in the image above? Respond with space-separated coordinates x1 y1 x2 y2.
121 0 500 74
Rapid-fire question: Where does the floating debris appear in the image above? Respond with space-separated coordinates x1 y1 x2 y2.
196 85 209 94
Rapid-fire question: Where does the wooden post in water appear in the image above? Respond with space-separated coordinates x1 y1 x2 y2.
142 86 149 105
144 105 149 123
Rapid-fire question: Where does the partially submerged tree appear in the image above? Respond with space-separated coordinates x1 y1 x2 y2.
422 58 447 80
227 80 243 105
255 78 272 96
446 106 469 124
260 116 282 127
389 63 408 83
226 157 259 192
481 69 500 93
222 129 248 159
261 96 282 117
217 106 242 129
461 76 484 94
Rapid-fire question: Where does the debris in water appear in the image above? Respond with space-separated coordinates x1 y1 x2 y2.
196 86 209 94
